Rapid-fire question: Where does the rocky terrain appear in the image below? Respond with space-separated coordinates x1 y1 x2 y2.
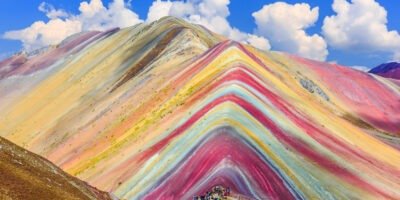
0 136 113 200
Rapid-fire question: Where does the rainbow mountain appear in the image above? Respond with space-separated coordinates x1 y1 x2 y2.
0 17 399 199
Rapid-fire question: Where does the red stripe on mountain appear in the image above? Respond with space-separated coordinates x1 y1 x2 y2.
143 131 295 199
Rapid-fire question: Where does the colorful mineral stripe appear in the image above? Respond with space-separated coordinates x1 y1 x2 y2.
0 17 399 199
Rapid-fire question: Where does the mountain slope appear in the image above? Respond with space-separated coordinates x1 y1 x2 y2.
0 17 399 199
0 136 113 200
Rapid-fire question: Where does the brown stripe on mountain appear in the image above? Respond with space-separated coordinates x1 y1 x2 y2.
110 26 185 93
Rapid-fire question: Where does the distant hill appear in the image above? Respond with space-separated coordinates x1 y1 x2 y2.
0 137 113 200
369 62 400 80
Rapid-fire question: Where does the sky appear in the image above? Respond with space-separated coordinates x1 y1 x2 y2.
0 0 399 69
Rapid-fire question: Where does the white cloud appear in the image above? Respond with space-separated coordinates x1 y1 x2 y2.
252 2 328 61
79 0 105 17
38 2 69 19
79 0 142 31
4 19 81 51
3 0 142 51
246 35 271 51
147 0 271 51
349 65 371 72
322 0 400 61
146 1 172 23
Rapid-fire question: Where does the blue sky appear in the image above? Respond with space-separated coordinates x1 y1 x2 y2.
1 0 399 68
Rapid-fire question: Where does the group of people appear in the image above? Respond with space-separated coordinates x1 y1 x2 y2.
193 186 231 200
